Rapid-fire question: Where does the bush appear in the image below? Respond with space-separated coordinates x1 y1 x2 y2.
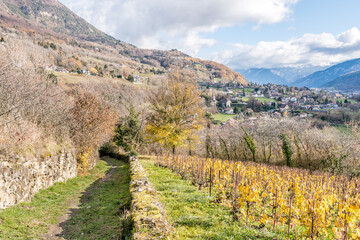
0 48 118 174
200 118 360 175
68 87 117 173
0 48 71 156
127 75 134 82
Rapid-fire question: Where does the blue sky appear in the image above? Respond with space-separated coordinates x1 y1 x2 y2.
60 0 360 69
199 0 360 53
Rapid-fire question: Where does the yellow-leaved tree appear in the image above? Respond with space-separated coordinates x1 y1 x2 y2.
146 72 204 154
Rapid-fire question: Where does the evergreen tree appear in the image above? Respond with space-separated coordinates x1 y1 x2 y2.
280 134 293 167
114 107 144 153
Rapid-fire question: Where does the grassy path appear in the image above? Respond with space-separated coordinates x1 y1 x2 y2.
140 159 281 240
0 157 131 240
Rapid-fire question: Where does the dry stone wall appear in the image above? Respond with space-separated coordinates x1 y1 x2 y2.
0 151 77 209
129 157 172 239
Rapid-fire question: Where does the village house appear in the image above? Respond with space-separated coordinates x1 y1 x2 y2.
218 98 232 108
230 97 239 103
290 97 297 102
134 75 142 84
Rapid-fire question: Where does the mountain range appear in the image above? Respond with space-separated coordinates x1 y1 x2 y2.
322 70 360 90
0 0 247 84
237 66 325 85
238 59 360 90
293 58 360 89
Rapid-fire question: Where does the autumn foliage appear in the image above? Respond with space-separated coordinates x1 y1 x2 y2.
0 47 117 173
69 87 117 174
146 72 204 154
157 155 360 239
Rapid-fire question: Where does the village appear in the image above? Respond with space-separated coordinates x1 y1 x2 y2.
45 64 146 84
199 81 360 123
44 63 360 124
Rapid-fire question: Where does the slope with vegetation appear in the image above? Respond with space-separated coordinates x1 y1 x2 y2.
0 0 247 84
322 70 360 90
294 58 360 88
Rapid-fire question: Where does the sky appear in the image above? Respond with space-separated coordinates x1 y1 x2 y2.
59 0 360 70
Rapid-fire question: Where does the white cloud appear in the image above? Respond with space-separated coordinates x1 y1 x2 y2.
59 0 297 55
214 27 360 69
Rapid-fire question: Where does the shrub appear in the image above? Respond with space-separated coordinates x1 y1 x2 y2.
280 133 293 167
114 107 144 154
0 48 118 174
68 87 117 173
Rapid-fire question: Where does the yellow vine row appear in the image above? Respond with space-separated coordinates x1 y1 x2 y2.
156 155 360 239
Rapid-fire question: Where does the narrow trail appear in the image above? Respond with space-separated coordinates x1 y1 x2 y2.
0 157 131 239
41 198 80 240
42 162 119 240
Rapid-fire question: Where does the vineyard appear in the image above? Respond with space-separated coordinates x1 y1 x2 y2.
156 155 360 239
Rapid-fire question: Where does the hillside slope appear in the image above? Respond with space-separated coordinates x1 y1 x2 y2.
0 0 116 43
294 58 360 88
0 0 247 84
322 70 360 90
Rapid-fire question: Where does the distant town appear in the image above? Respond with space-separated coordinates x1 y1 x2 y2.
199 81 360 124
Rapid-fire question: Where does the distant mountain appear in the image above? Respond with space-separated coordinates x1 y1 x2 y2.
0 0 247 84
294 58 360 88
238 68 286 85
237 66 325 85
270 66 325 83
322 70 360 90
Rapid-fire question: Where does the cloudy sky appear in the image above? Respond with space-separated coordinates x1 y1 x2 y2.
59 0 360 69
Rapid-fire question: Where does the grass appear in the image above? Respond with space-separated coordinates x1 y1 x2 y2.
0 157 131 240
334 125 353 135
61 157 131 239
140 159 284 240
212 113 237 122
241 97 274 103
54 72 143 87
244 88 254 94
231 88 242 93
339 98 358 104
231 88 254 93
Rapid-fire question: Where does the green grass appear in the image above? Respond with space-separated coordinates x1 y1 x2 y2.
231 88 242 93
61 157 131 239
334 125 353 135
241 97 274 103
244 88 254 94
339 98 358 104
140 159 285 240
0 157 131 240
230 88 254 94
212 113 237 122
